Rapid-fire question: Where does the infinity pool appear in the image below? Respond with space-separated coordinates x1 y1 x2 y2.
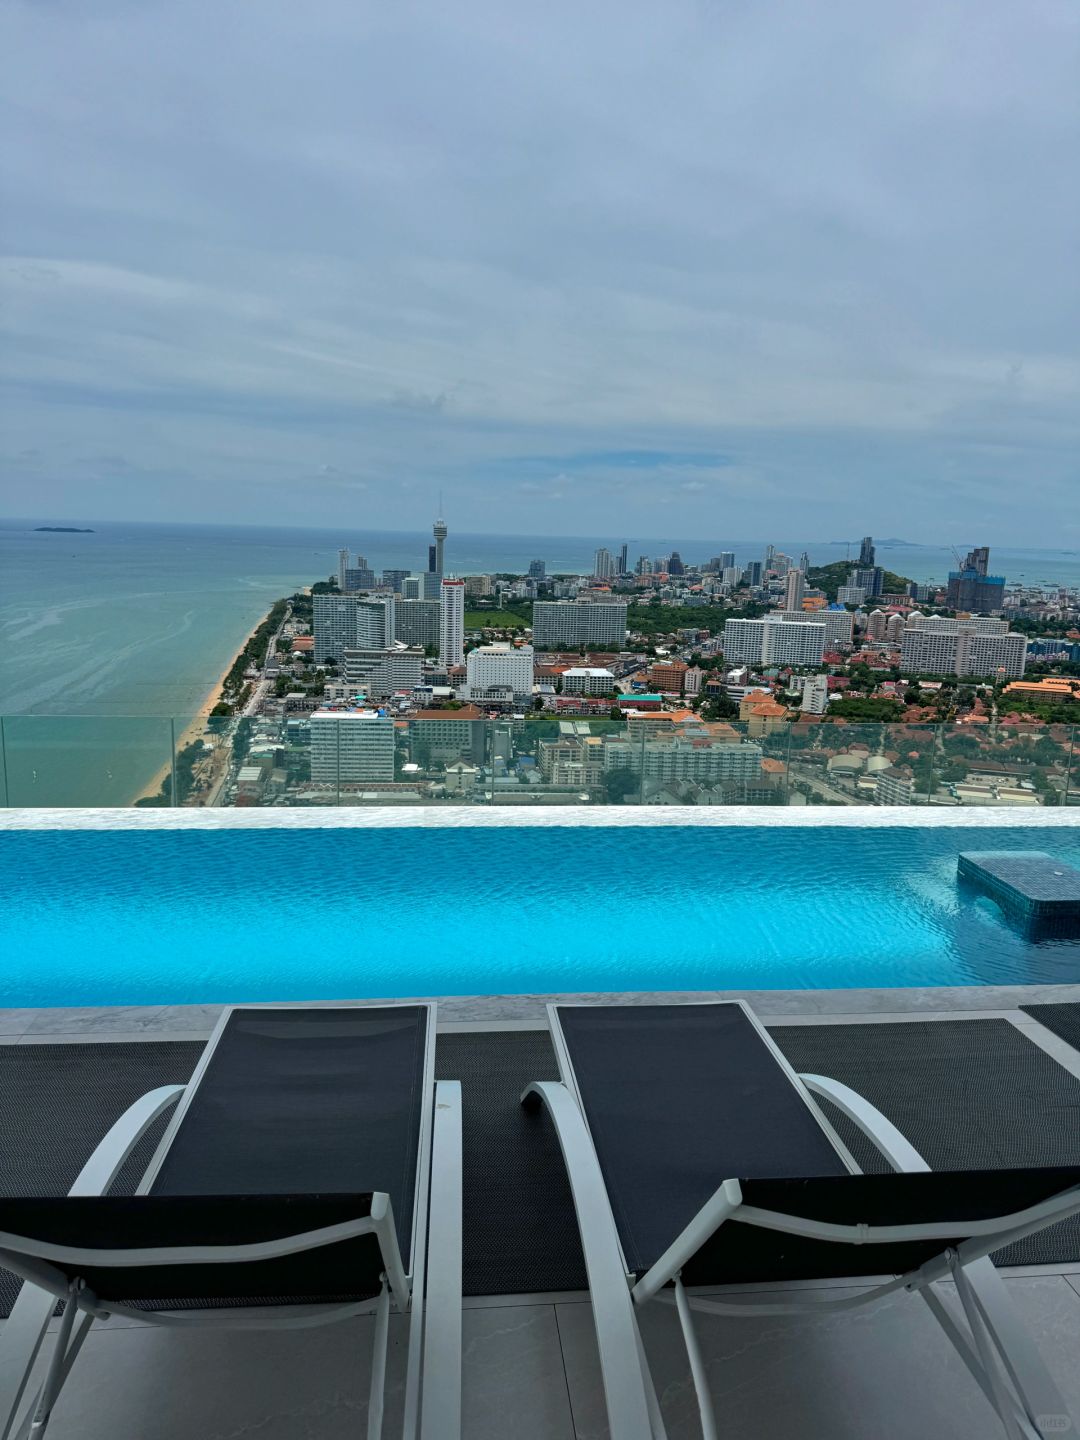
2 822 1079 1006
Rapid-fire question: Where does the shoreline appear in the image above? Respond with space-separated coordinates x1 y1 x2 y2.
128 608 274 805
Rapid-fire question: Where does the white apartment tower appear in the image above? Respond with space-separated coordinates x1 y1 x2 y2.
722 618 826 668
783 569 806 610
440 577 466 667
593 547 614 579
466 643 534 701
532 599 628 649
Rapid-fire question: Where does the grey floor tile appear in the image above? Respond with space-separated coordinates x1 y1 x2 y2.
556 1277 1080 1440
39 1303 575 1440
45 1314 411 1440
462 1304 576 1440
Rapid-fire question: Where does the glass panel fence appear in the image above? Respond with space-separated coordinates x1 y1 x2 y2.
1 717 1076 808
0 715 176 809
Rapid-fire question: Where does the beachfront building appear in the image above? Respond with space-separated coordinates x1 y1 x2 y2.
532 599 628 649
313 594 395 663
309 708 395 784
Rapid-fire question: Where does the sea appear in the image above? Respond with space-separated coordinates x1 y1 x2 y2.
2 518 1078 807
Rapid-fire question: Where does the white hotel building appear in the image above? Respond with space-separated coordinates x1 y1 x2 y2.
466 643 534 702
310 709 396 784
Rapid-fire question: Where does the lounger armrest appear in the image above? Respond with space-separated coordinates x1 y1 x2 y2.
421 1081 462 1440
521 1081 656 1440
799 1074 930 1175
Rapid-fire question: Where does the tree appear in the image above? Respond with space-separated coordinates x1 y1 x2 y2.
604 769 639 804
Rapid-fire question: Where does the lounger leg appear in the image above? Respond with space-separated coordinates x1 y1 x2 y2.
801 1074 1073 1438
367 1279 391 1440
521 1082 657 1440
673 1277 718 1440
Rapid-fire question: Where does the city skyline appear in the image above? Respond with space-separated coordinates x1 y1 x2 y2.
2 1 1078 547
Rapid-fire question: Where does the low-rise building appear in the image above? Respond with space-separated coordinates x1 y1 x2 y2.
561 667 616 696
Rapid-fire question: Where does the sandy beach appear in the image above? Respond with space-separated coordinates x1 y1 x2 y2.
128 609 273 806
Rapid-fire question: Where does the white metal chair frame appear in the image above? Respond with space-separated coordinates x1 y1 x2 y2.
523 999 1080 1440
0 1004 462 1440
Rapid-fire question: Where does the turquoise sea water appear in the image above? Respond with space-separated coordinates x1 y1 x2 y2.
1 825 1078 1006
2 519 1078 805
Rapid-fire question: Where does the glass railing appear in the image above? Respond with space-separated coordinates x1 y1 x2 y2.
0 714 1076 808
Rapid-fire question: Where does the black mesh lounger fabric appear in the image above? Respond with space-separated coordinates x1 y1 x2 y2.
0 1193 383 1305
554 1003 849 1275
682 1167 1080 1287
1020 1003 1080 1056
150 1007 429 1267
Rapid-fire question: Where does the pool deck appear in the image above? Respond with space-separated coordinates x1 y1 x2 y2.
2 981 1080 1439
2 805 1078 1435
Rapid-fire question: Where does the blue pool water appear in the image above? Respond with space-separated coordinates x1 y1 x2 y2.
2 826 1079 1007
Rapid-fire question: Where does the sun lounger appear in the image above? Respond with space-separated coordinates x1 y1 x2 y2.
0 1004 461 1440
523 1000 1080 1440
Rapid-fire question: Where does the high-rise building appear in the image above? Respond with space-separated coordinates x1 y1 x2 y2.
667 551 685 577
801 675 829 714
906 614 1008 634
635 556 651 576
743 561 763 587
866 609 887 641
775 608 854 649
314 593 393 663
466 643 534 702
900 623 1027 678
337 548 350 590
946 547 1005 612
354 596 395 649
382 569 410 594
837 584 867 606
885 613 906 644
342 644 424 699
593 547 614 579
859 536 876 567
798 551 810 573
617 543 628 576
722 618 826 667
852 566 884 598
342 562 376 592
439 577 465 667
392 599 440 650
528 559 546 579
719 551 735 572
401 575 423 600
427 545 438 574
764 544 776 572
309 708 395 784
783 570 806 610
532 599 628 649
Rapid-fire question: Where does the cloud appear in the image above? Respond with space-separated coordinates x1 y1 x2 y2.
1 0 1077 543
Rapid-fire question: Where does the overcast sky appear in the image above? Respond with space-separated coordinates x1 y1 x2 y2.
2 0 1078 544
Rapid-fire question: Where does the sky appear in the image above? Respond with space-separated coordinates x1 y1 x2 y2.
1 0 1078 546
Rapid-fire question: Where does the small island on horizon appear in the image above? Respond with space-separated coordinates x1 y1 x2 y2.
34 526 95 533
